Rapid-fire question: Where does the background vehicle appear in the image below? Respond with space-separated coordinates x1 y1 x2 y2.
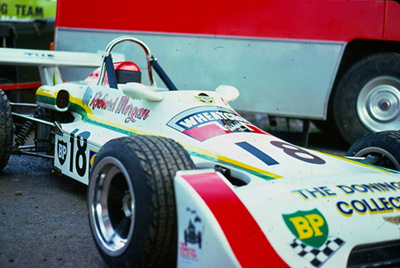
0 36 399 267
53 0 400 144
0 0 57 102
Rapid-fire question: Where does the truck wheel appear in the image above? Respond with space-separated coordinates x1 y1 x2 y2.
333 53 400 144
88 135 195 267
346 131 400 170
0 89 13 171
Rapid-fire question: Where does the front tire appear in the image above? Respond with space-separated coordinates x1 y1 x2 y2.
346 131 400 170
88 135 195 267
0 89 13 171
333 53 400 144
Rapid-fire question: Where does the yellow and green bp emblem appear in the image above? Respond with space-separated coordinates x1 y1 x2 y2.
282 208 328 248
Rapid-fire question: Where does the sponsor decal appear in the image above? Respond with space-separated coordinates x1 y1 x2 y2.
383 216 400 225
336 197 400 216
167 106 266 141
88 92 150 123
289 237 344 268
283 209 344 267
283 209 328 248
88 150 97 178
23 52 54 58
195 93 215 104
184 208 202 249
115 96 150 123
179 207 202 267
82 87 93 106
291 181 400 217
57 139 67 165
90 92 119 111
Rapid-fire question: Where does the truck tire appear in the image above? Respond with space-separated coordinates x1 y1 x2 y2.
0 89 13 171
333 53 400 144
88 135 195 267
346 131 400 170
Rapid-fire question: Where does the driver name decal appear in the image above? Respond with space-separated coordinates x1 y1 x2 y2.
87 91 150 123
167 106 267 141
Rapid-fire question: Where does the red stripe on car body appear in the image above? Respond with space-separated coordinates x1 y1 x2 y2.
182 172 288 267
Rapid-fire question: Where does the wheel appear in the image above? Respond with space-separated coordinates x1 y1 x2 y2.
346 131 400 170
88 135 195 267
0 89 13 171
333 53 400 144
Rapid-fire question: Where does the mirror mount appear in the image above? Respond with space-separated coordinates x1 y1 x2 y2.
215 85 240 102
121 83 163 102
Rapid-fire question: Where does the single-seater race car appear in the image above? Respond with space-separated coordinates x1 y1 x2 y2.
0 36 399 268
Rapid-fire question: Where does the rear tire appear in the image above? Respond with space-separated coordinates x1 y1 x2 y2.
346 131 400 170
88 135 195 267
0 89 13 171
333 53 400 144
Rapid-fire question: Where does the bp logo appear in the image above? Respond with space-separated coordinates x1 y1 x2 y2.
57 139 68 165
282 208 328 248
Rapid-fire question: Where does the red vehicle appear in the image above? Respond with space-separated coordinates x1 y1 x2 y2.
54 0 400 144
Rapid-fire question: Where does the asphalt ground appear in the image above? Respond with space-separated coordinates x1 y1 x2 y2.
0 155 107 268
0 117 349 268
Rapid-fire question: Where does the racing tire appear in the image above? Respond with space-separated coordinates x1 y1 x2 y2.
346 131 400 171
333 53 400 144
0 89 13 171
88 135 195 268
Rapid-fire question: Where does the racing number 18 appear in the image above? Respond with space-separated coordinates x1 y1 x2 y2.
235 141 325 165
69 129 91 177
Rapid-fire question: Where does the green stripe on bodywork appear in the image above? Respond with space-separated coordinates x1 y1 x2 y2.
36 94 56 105
84 118 136 136
69 102 89 120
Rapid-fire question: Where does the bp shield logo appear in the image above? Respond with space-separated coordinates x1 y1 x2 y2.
57 139 68 165
282 208 328 248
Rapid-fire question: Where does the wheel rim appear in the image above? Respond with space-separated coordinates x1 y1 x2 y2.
89 157 135 257
354 146 400 170
357 76 400 132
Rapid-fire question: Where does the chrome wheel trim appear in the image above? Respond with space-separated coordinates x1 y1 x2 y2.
355 146 400 170
89 156 135 257
357 76 400 132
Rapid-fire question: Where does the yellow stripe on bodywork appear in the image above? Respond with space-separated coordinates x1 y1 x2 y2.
321 152 394 173
69 95 93 116
182 143 283 179
36 87 56 98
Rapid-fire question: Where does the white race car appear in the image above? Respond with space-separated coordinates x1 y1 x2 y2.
0 36 399 268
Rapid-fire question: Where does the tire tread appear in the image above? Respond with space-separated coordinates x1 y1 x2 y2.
0 90 13 171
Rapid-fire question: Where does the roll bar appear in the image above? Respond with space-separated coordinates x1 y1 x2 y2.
97 36 177 90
